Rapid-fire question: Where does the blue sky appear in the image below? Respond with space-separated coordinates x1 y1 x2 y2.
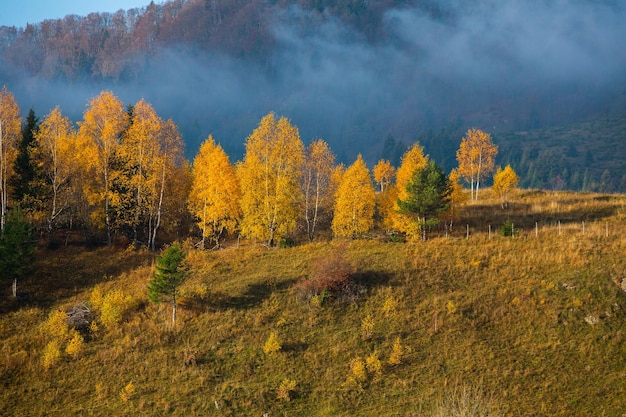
0 0 152 28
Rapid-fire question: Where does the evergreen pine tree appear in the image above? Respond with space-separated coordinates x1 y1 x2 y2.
0 208 36 298
397 160 452 240
147 242 188 325
11 108 40 207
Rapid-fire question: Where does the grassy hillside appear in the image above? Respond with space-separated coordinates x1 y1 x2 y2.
2 191 626 416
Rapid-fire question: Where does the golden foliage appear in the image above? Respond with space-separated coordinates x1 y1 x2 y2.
443 168 468 224
76 91 129 240
456 128 498 200
263 331 282 354
0 86 22 229
392 143 428 235
277 378 297 401
118 99 164 239
492 165 519 208
188 135 241 248
350 356 367 382
43 310 70 341
373 159 396 192
389 337 403 366
381 287 398 317
303 139 336 241
65 330 85 359
32 106 78 231
365 351 382 379
119 381 136 402
361 313 375 340
332 154 375 238
446 300 458 315
91 286 135 329
238 113 304 246
42 340 61 370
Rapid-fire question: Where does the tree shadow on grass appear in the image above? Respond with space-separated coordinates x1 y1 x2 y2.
182 278 299 313
0 245 153 315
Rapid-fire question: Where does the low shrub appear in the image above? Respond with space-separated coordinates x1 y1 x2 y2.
296 247 356 302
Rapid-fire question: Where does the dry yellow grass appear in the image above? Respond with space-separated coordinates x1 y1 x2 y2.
0 190 625 416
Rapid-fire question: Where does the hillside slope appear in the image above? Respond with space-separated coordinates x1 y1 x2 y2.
1 191 626 416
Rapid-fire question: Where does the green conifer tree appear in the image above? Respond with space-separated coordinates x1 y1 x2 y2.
11 108 40 208
0 208 36 298
397 160 452 240
147 242 188 325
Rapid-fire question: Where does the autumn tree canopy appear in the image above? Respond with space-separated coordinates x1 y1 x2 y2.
392 143 428 236
492 164 519 209
332 154 375 238
238 113 304 247
456 128 498 201
188 135 241 249
0 86 22 232
302 139 336 242
373 159 395 193
77 90 129 244
32 106 77 236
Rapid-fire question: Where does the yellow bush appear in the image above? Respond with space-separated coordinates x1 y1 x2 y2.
119 381 136 402
365 351 382 378
43 310 70 340
389 337 403 365
98 290 134 329
277 378 297 401
95 381 107 399
89 321 99 337
263 332 281 354
361 314 375 340
42 340 61 369
89 285 104 310
446 300 458 315
65 330 84 359
350 357 367 382
381 288 398 317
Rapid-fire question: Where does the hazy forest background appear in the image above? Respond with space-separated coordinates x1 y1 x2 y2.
1 0 626 191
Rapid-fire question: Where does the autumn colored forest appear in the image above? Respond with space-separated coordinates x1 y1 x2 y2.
0 84 512 250
1 1 626 415
2 0 626 191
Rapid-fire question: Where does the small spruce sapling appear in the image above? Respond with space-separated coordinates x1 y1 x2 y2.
148 242 188 325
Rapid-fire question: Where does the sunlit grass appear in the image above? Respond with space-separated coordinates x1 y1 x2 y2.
1 190 626 415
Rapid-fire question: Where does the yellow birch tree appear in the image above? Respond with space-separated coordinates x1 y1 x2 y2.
456 128 498 200
332 154 375 238
441 167 468 228
238 113 304 246
0 86 22 231
392 143 428 236
31 106 77 236
189 135 241 249
492 164 519 209
373 159 395 192
77 91 129 244
119 99 163 245
147 119 187 250
302 139 336 242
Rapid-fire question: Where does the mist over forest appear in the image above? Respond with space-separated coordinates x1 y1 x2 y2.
1 0 625 188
